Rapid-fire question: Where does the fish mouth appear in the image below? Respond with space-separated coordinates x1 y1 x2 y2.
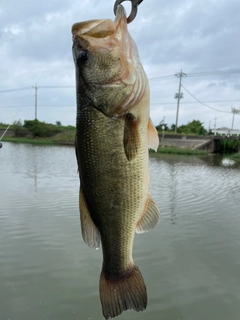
72 19 116 38
71 5 127 39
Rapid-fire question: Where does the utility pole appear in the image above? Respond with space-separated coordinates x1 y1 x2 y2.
174 69 187 132
214 118 217 136
231 107 240 130
33 84 38 119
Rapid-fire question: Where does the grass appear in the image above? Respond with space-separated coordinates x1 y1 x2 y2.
157 131 198 136
52 131 75 144
2 137 60 145
2 128 75 146
152 146 208 155
3 136 209 155
230 153 240 161
0 123 9 130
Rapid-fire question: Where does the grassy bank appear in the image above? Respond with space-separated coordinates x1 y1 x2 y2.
3 137 209 155
2 131 75 146
1 120 76 146
2 137 60 145
230 153 240 161
154 146 208 155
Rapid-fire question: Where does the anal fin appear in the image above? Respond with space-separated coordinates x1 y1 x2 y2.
80 186 101 249
123 113 140 161
136 195 160 234
148 118 159 152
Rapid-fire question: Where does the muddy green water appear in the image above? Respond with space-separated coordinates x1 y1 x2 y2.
0 142 240 320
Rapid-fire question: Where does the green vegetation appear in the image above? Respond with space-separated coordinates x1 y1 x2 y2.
0 122 9 129
11 120 28 137
1 119 75 145
156 120 207 136
21 119 75 138
177 120 207 135
2 137 59 145
2 119 238 157
220 140 239 153
230 153 240 161
151 146 208 155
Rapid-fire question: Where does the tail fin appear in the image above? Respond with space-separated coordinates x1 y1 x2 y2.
99 265 147 319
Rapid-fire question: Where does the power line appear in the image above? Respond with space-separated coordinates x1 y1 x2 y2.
181 84 232 114
149 75 175 81
149 69 240 81
0 105 75 108
0 86 74 93
38 86 75 88
0 67 239 93
187 69 240 77
150 99 240 105
0 86 32 93
1 100 240 108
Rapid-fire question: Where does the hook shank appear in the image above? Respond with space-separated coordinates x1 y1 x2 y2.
114 0 144 24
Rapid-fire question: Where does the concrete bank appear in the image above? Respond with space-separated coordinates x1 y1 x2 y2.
159 134 240 153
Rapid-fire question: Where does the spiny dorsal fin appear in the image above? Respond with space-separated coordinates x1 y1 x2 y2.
136 195 160 234
148 118 159 152
123 113 140 161
80 186 101 249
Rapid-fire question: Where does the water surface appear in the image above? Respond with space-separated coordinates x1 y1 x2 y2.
0 142 240 320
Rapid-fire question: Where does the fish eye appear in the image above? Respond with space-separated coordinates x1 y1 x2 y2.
77 50 89 63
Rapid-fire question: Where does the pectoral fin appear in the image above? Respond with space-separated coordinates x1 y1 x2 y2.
148 118 159 151
136 195 160 234
80 186 101 249
123 113 140 161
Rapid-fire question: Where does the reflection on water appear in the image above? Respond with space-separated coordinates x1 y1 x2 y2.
0 142 240 320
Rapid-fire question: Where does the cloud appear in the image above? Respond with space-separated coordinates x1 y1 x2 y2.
0 0 239 129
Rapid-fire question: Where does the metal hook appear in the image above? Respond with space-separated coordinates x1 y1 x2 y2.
114 0 144 24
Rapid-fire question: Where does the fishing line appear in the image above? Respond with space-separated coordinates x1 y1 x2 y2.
0 91 32 141
0 57 54 142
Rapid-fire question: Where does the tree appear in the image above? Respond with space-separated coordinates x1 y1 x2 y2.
12 119 27 137
155 122 169 132
177 120 207 135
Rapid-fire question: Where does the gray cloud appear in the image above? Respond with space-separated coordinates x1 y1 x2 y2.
0 0 239 129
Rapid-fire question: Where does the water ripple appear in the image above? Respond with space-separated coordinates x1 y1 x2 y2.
1 144 240 320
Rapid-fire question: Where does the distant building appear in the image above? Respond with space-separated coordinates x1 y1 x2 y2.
211 127 240 136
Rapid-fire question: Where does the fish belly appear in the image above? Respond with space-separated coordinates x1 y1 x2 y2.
76 104 149 319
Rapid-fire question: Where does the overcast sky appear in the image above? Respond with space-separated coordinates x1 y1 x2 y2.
1 0 240 130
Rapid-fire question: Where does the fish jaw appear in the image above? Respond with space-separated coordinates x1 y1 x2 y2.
72 5 149 118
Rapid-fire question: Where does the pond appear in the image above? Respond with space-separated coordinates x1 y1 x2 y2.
0 142 240 320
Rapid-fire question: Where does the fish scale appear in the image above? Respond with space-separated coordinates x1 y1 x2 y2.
72 5 159 319
77 102 147 266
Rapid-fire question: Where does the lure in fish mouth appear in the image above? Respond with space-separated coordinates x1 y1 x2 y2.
72 5 160 319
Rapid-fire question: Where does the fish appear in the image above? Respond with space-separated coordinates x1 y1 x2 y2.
72 5 160 319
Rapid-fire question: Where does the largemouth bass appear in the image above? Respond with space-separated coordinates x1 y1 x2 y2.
72 5 160 319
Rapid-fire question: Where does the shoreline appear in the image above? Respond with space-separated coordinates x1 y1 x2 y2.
0 137 215 156
2 137 240 160
2 136 240 160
